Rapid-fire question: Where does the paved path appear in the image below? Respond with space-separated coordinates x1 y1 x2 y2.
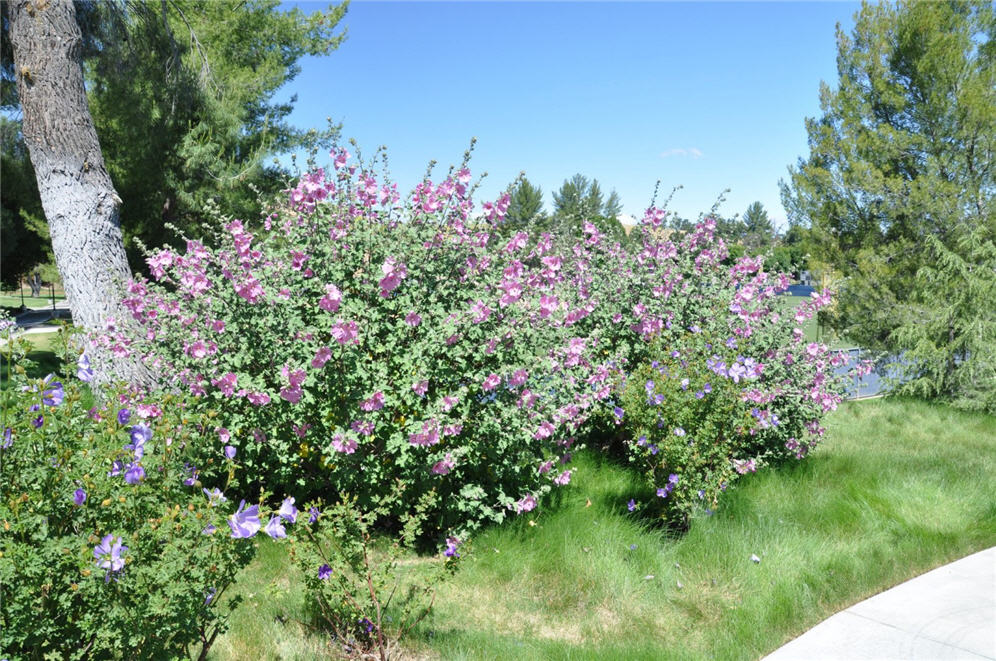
763 547 996 660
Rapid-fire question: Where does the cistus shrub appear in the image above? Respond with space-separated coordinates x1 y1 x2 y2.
604 219 850 523
114 147 615 540
0 326 260 660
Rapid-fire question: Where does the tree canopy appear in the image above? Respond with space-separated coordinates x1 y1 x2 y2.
1 0 348 277
781 0 995 410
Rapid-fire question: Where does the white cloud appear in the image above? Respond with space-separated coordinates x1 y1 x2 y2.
660 147 703 159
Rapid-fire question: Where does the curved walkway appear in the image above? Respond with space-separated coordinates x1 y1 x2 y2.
763 547 995 660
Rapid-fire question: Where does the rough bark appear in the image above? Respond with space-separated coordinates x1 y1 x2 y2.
8 0 152 387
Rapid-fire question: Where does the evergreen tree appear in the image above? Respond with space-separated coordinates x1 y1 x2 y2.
742 201 774 251
780 0 995 355
503 177 546 233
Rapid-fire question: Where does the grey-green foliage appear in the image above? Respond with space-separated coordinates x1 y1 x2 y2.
779 0 995 361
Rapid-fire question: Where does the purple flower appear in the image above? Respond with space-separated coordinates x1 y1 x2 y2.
629 544 638 551
73 488 86 506
703 383 712 394
108 459 123 477
31 415 43 429
308 506 320 524
443 536 462 558
1 427 11 449
204 587 216 605
228 500 261 538
627 499 636 512
202 524 217 536
43 383 64 407
224 445 236 460
674 427 686 437
695 390 705 400
278 497 298 523
264 516 287 539
117 409 131 425
203 487 226 506
613 406 624 420
668 473 679 485
129 423 153 446
77 353 94 383
93 534 127 577
183 463 199 486
318 564 332 580
124 462 145 484
656 487 667 498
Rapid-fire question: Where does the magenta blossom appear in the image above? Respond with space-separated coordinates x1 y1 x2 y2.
431 453 455 475
482 373 501 391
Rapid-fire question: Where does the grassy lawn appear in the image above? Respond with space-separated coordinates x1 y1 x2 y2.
213 398 996 660
0 295 66 309
1 331 65 389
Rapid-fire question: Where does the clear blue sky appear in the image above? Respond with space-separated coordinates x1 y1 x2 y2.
279 1 860 229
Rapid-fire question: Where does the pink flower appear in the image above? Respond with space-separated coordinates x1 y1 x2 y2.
360 392 385 411
470 300 491 324
499 279 522 307
482 373 501 391
312 346 332 368
246 392 271 406
379 257 407 297
331 433 357 454
440 395 458 412
331 320 359 345
508 369 528 387
412 380 428 396
280 387 302 404
211 372 238 397
553 470 572 486
409 419 440 446
333 148 350 170
293 423 312 438
534 421 555 439
431 453 455 475
319 284 342 313
538 460 554 474
405 311 422 327
513 494 537 513
539 295 559 318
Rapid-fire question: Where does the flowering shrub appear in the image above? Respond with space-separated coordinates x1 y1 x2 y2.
115 148 614 540
592 220 848 522
0 328 261 659
289 492 458 660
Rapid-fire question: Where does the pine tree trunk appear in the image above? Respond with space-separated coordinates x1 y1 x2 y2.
8 0 152 387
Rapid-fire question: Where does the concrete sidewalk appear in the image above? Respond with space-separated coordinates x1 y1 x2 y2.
763 547 996 660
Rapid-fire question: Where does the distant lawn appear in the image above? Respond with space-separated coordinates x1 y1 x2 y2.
0 331 65 389
213 399 996 660
0 295 66 309
776 295 852 348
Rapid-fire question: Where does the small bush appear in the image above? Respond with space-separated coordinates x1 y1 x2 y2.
289 492 458 660
0 325 258 659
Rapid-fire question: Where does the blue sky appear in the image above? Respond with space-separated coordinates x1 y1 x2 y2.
279 1 860 229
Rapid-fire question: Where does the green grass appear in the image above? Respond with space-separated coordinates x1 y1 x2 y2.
212 399 996 660
0 295 66 309
1 331 65 389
